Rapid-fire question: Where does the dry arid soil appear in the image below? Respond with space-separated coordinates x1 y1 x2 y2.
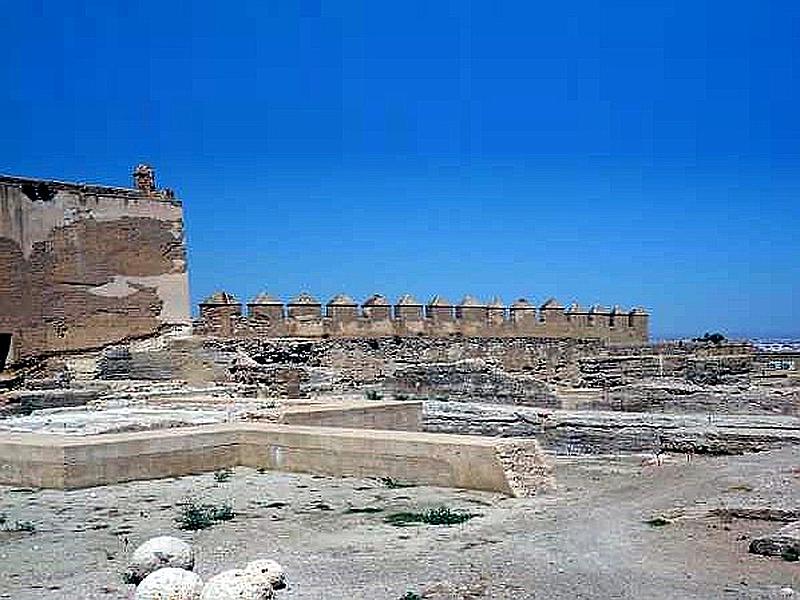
0 447 797 599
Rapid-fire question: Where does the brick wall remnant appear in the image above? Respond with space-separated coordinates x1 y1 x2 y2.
198 292 241 337
427 295 454 322
456 295 488 323
487 297 507 326
248 292 284 322
510 298 537 325
327 294 359 322
287 292 322 320
395 294 424 321
362 294 391 321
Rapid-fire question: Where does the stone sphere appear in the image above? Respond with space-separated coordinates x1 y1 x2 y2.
126 536 195 584
200 569 274 600
245 559 286 590
135 567 203 600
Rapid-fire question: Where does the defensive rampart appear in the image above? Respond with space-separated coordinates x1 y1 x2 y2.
196 292 649 343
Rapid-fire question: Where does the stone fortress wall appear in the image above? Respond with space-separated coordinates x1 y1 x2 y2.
196 291 649 343
0 166 190 366
0 163 649 371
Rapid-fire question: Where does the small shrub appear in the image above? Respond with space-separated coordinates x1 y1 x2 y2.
212 503 235 521
345 506 384 514
726 484 754 493
782 547 800 562
365 390 383 401
213 468 234 483
176 500 235 530
380 477 416 489
422 506 478 525
122 571 137 584
385 506 478 527
3 520 36 533
692 332 726 345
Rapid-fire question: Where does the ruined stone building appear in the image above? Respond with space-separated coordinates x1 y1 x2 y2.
0 165 189 367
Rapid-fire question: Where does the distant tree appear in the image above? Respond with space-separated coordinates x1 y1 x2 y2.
692 332 726 345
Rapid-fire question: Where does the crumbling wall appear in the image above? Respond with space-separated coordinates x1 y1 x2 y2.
198 336 604 401
159 336 798 416
0 173 189 365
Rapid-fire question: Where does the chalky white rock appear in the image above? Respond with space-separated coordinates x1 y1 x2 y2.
200 569 274 600
245 559 286 589
126 536 195 584
135 567 203 600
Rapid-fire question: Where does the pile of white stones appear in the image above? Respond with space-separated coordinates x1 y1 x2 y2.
127 536 287 600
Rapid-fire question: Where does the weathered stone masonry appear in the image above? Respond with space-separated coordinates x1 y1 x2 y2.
196 292 649 343
0 165 189 366
0 164 647 369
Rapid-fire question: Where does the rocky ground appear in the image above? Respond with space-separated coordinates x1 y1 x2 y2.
0 447 797 599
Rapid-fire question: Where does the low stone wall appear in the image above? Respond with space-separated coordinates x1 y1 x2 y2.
0 388 101 417
280 401 423 431
0 423 552 496
424 401 800 455
237 425 552 496
0 431 67 488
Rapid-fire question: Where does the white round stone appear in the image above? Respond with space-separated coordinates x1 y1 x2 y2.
135 567 203 600
200 569 274 600
245 559 286 590
127 536 195 584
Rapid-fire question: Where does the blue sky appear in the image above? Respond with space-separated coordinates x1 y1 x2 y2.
2 1 798 339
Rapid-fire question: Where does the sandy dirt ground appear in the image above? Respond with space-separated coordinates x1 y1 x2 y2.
0 447 797 599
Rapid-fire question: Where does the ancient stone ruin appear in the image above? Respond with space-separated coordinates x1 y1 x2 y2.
0 166 189 367
0 166 648 372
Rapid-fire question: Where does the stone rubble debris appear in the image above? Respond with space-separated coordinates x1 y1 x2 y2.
126 537 287 600
134 567 203 600
749 521 800 559
199 569 274 600
245 559 287 590
126 536 196 585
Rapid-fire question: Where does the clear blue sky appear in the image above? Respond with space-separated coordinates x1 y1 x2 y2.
2 1 798 339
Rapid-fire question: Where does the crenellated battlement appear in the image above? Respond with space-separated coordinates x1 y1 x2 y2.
195 291 649 343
